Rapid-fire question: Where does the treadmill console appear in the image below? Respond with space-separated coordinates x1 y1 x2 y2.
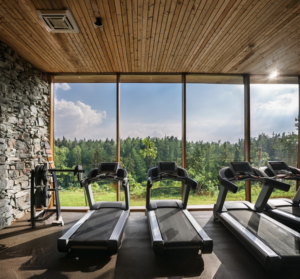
267 161 290 175
158 161 177 174
98 162 119 174
229 162 254 177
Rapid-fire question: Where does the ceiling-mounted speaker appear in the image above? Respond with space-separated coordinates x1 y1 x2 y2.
37 10 79 33
94 18 103 29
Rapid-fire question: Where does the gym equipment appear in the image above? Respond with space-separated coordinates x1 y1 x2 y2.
214 161 300 271
146 161 213 256
260 161 300 231
30 164 84 228
57 162 130 255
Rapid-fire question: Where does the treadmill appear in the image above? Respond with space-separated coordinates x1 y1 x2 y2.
58 162 130 255
214 161 300 271
260 161 300 231
146 161 213 256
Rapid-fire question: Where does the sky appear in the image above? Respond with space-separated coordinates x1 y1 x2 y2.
54 82 298 143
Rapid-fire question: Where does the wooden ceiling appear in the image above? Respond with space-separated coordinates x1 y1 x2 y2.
1 0 300 75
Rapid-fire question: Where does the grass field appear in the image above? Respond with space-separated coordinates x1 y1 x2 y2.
59 183 297 207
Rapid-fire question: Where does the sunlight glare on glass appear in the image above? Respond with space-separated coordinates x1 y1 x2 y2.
269 70 278 79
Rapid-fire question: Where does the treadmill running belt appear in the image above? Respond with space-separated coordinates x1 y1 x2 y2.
278 206 300 217
228 210 300 256
155 208 202 248
69 208 122 247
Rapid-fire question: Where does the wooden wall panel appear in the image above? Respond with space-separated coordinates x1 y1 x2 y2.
1 0 300 75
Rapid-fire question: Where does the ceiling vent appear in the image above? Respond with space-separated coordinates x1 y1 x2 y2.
37 10 79 33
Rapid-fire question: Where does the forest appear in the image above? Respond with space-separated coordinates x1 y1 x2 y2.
54 120 298 206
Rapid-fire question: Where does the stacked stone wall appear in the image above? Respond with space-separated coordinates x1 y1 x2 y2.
0 41 50 229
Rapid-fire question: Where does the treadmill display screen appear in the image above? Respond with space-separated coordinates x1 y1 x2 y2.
158 162 177 173
268 162 289 171
99 163 119 174
230 162 254 175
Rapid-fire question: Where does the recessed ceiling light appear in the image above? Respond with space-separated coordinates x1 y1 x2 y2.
269 71 278 79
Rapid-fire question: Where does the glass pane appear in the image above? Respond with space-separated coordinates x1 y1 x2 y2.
120 78 182 206
187 81 244 204
250 83 298 202
54 83 116 206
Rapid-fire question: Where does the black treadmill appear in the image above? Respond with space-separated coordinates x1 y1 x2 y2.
260 161 300 231
146 161 213 256
58 162 130 255
214 161 300 271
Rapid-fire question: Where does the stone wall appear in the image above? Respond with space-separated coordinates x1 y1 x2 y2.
0 41 50 229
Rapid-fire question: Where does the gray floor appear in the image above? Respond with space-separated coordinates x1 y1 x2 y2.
0 211 298 279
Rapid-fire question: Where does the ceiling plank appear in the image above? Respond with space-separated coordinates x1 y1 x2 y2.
144 0 154 72
120 0 132 72
126 0 135 72
147 0 160 72
80 0 113 72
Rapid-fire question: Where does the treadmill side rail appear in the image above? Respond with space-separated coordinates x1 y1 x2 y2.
108 210 130 255
147 210 164 253
182 209 213 254
57 210 95 252
219 212 281 271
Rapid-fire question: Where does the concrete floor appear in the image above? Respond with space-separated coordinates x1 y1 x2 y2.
0 211 298 279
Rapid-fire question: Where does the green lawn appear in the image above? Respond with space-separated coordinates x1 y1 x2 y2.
59 183 297 207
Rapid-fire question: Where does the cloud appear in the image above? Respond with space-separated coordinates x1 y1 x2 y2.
54 99 107 139
55 83 71 91
121 122 181 139
251 84 298 136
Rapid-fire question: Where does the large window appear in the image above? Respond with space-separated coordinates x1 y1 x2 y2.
120 75 182 206
54 80 117 206
53 74 299 206
186 75 244 204
250 82 298 202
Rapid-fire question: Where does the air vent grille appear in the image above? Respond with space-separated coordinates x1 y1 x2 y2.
37 10 79 33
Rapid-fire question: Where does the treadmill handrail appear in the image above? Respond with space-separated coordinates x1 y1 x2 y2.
262 177 290 192
215 166 290 213
219 178 238 193
146 173 197 210
147 174 196 188
219 167 290 191
83 173 130 211
262 165 300 205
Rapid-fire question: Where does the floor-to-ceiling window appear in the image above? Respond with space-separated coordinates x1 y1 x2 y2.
250 77 298 202
120 75 182 206
186 75 244 204
53 74 299 207
54 76 117 206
